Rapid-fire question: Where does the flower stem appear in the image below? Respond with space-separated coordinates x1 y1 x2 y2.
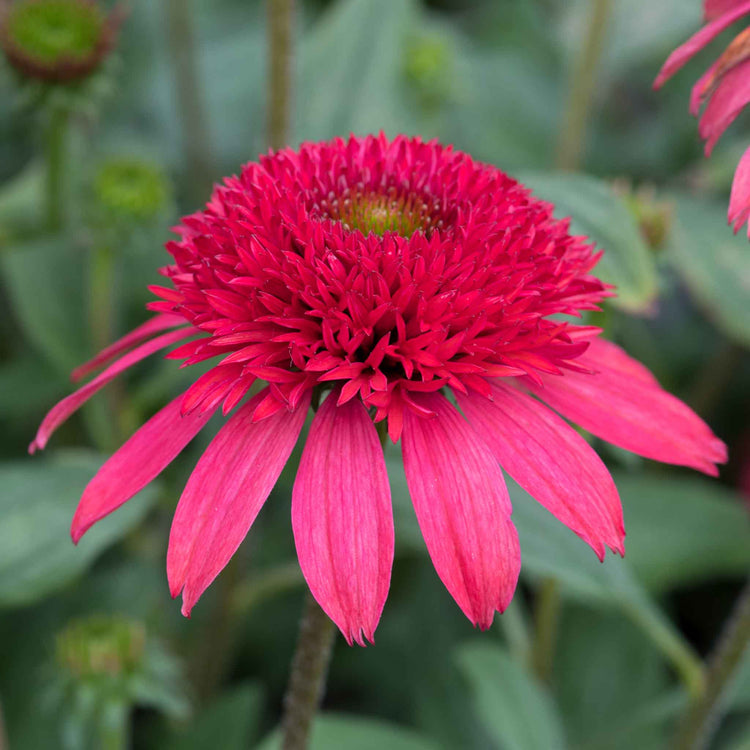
267 0 295 150
45 105 69 231
98 701 129 750
281 591 337 750
674 580 750 750
531 578 561 682
555 0 613 171
164 0 214 203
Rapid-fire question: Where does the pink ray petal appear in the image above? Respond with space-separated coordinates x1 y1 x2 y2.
705 0 749 22
527 339 727 476
699 58 750 153
71 314 186 382
457 382 625 561
729 145 750 235
71 392 215 543
168 387 310 616
654 0 750 88
401 392 520 629
30 328 194 453
292 389 393 646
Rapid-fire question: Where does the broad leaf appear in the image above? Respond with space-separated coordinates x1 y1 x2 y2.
520 172 658 312
0 451 157 607
1 236 88 373
666 196 750 347
257 714 440 750
616 473 750 592
456 642 565 750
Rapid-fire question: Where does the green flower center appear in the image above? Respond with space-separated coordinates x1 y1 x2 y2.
7 0 104 64
326 187 443 238
94 158 169 221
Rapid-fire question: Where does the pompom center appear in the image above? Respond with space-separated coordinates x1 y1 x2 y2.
321 186 444 238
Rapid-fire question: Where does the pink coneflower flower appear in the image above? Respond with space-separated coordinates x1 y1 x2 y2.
654 0 750 237
31 135 726 645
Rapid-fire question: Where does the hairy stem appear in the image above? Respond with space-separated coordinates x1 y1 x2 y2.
281 592 337 750
674 580 750 750
267 0 295 150
556 0 613 171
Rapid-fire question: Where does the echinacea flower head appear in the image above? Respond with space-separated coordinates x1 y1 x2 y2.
0 0 122 84
31 135 727 645
654 1 750 236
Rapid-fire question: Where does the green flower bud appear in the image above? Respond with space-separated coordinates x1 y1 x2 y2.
0 0 123 84
93 157 171 224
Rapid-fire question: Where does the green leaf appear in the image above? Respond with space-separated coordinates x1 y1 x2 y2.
386 454 702 693
615 473 750 592
666 196 750 347
455 642 565 750
257 714 441 750
1 235 88 373
554 607 671 750
295 0 421 142
163 683 263 750
519 172 658 312
0 451 157 607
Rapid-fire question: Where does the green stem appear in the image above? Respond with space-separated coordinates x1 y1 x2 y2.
498 597 531 666
164 0 214 203
531 578 561 682
45 106 69 231
98 701 129 750
555 0 613 171
674 580 750 750
267 0 295 150
281 592 337 750
622 598 705 700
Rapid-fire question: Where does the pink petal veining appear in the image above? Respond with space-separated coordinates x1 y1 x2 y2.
457 381 625 560
168 388 310 615
292 389 393 645
30 327 193 453
402 392 520 629
527 339 727 475
31 134 727 637
729 145 750 234
71 393 215 543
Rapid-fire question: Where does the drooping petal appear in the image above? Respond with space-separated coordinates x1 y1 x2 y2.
71 314 186 382
729 145 750 235
653 0 750 88
699 58 750 153
457 382 624 561
71 393 215 543
30 328 194 453
168 387 310 616
292 389 393 645
526 339 727 476
401 392 520 629
705 0 749 22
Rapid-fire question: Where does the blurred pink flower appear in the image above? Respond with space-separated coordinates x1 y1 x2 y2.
31 135 727 644
654 1 750 236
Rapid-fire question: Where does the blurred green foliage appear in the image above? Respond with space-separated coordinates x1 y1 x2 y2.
0 0 748 748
